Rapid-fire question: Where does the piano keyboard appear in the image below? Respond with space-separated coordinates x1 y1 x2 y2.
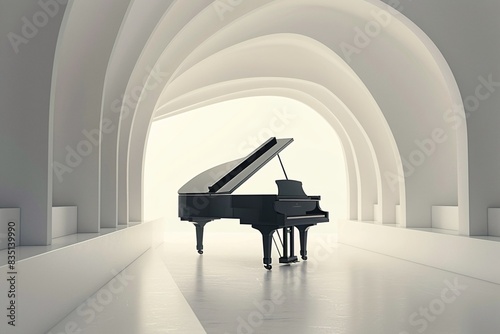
287 215 327 220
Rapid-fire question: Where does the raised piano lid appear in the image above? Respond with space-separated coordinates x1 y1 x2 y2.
178 137 294 195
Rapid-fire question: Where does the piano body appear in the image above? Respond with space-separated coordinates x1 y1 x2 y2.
178 137 329 270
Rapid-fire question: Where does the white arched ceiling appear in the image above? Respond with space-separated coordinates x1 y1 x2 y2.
154 80 374 222
48 0 468 233
0 0 67 245
115 0 216 224
119 0 466 230
100 0 176 227
145 95 348 230
153 34 402 225
51 0 132 232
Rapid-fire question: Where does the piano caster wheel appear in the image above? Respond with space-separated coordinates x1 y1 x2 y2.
264 264 272 270
198 250 203 255
301 256 308 261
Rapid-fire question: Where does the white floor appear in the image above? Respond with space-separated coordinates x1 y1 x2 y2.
46 246 205 334
49 224 500 334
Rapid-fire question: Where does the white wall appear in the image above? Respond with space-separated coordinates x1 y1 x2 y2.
3 0 499 248
51 0 132 232
382 0 500 235
146 0 465 230
100 0 176 227
144 96 346 233
0 1 67 245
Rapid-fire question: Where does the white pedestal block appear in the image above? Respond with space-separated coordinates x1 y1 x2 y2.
487 208 500 237
431 206 459 231
0 208 20 250
52 206 77 238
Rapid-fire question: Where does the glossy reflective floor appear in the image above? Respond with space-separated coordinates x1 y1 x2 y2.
50 226 500 334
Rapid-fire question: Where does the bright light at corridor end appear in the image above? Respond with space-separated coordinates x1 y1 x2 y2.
144 96 346 233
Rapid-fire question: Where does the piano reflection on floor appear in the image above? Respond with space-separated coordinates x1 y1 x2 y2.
178 137 329 270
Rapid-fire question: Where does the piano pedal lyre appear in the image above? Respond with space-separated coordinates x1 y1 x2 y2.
278 227 299 264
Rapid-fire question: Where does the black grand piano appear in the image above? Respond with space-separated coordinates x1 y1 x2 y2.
178 137 329 270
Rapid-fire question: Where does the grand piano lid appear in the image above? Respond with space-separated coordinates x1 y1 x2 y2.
178 137 294 195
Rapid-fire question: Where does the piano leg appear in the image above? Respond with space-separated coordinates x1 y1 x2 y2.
193 220 209 254
252 225 277 270
296 224 315 260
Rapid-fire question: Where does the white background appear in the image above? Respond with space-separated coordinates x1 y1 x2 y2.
144 96 346 233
